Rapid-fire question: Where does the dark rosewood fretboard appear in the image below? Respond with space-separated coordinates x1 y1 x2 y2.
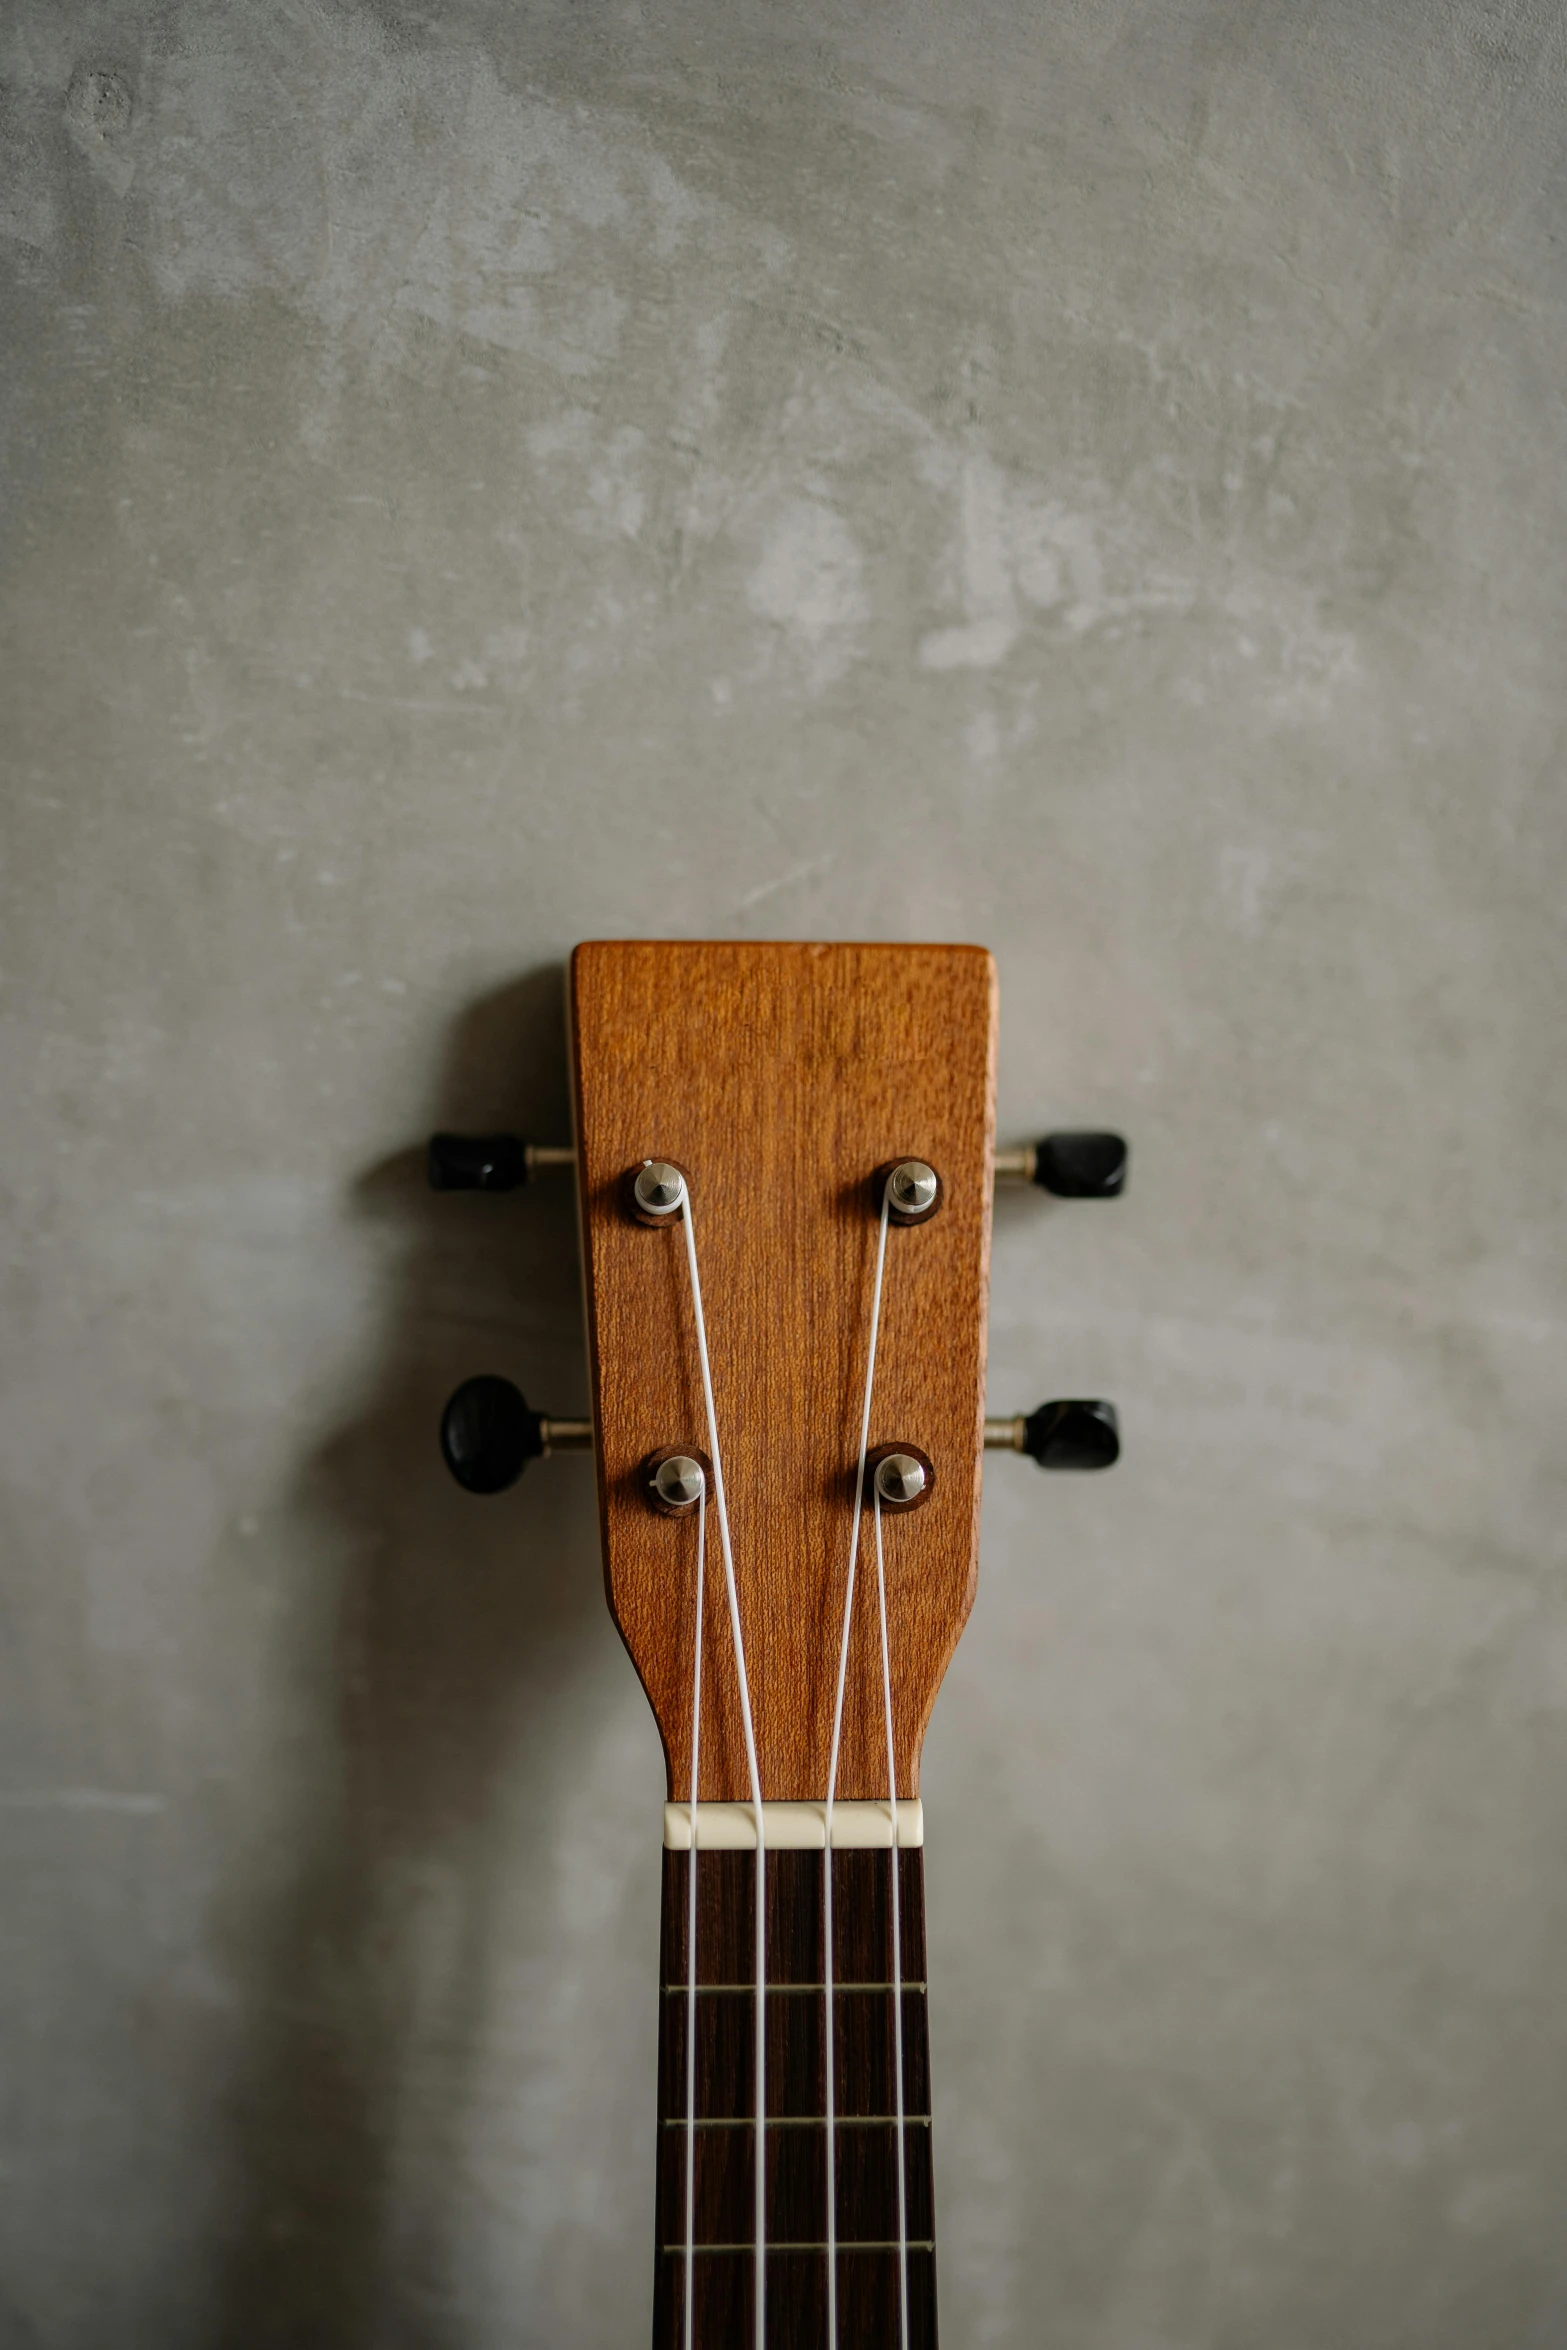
653 1845 937 2349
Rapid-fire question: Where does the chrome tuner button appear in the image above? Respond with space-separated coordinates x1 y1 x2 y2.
879 1159 942 1225
875 1453 927 1506
643 1447 711 1515
630 1160 687 1220
655 1456 705 1510
864 1442 936 1511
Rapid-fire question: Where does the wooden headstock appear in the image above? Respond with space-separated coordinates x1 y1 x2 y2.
569 940 997 1805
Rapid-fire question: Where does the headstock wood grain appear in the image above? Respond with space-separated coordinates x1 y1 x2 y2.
570 938 997 1808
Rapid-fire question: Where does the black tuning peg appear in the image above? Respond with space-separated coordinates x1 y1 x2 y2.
427 1134 576 1192
1036 1132 1127 1197
440 1375 593 1494
985 1400 1120 1470
441 1376 541 1491
994 1132 1128 1197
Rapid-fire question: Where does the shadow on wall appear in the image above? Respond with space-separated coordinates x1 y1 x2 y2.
214 965 605 2349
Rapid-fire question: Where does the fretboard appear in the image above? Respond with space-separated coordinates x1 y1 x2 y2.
653 1845 938 2348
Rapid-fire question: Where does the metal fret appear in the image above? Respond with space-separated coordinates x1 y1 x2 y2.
664 2115 931 2129
664 2242 936 2256
664 1982 927 1996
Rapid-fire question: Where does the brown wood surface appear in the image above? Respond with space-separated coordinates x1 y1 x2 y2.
653 1848 937 2350
570 941 997 1802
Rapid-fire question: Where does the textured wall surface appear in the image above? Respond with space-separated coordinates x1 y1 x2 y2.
3 2 1565 2344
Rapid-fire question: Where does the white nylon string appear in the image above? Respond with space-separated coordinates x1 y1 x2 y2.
679 1188 768 2350
682 1485 706 2350
821 1186 892 2350
873 1487 912 2350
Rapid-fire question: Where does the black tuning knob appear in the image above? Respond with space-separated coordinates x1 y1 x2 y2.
1034 1132 1127 1198
428 1132 531 1192
440 1375 545 1493
1021 1399 1120 1470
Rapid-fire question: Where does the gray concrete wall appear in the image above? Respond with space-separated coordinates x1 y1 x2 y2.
3 2 1565 2343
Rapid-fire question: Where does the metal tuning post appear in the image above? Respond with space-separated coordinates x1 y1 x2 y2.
984 1399 1120 1470
440 1375 592 1494
993 1131 1128 1197
427 1133 576 1191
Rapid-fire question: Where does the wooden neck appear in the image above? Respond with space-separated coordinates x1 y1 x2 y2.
653 1845 938 2348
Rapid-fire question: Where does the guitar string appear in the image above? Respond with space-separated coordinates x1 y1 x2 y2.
678 1185 769 2350
821 1182 892 2350
872 1484 912 2350
682 1483 706 2350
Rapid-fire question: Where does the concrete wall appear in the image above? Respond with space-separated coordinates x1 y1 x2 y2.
3 2 1565 2343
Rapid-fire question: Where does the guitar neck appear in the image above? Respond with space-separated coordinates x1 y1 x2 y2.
654 1827 938 2349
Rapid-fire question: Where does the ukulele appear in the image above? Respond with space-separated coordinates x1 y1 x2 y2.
430 941 1124 2350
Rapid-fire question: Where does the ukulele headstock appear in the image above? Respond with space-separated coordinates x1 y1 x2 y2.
570 940 997 1807
431 939 1129 1805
